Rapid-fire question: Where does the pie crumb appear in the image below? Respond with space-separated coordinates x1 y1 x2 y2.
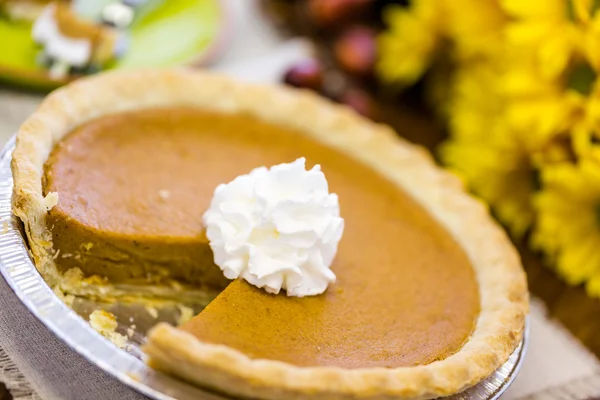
43 192 59 211
158 190 170 201
168 280 183 291
89 310 127 349
1 220 8 234
176 304 194 326
146 306 158 319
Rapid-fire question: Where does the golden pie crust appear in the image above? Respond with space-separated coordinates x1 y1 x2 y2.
12 69 529 400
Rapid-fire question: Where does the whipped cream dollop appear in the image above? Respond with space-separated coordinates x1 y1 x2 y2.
203 158 344 297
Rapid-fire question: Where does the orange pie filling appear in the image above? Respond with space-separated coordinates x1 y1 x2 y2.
43 107 480 368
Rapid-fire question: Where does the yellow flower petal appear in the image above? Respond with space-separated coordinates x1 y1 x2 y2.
440 136 534 238
586 272 600 296
377 2 441 85
533 161 600 292
501 0 565 19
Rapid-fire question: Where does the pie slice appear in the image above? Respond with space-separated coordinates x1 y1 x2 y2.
12 70 528 399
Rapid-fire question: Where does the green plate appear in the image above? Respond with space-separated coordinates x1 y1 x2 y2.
0 0 228 91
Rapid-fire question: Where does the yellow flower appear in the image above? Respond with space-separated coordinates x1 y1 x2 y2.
532 161 600 296
569 76 600 166
496 1 596 151
447 62 504 140
377 1 441 85
571 0 600 23
439 60 535 237
498 1 595 149
376 0 600 297
572 121 600 165
441 57 577 238
445 0 506 61
530 133 576 167
501 0 584 80
441 140 534 238
588 273 600 295
440 125 535 238
500 64 586 145
377 0 507 86
584 12 600 69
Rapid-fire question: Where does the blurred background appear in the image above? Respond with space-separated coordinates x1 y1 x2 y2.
1 0 600 399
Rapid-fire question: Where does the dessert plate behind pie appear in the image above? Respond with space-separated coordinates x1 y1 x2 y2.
0 0 230 91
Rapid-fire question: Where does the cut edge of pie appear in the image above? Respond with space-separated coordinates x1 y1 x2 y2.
12 69 529 400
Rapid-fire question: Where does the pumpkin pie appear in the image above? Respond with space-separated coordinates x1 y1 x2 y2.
11 70 528 399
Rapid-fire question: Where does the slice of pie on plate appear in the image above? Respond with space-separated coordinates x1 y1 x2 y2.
11 70 528 399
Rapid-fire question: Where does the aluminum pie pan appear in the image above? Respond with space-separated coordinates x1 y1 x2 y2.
0 135 528 400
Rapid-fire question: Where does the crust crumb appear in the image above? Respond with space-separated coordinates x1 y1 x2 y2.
146 306 158 319
158 190 170 201
1 220 8 234
43 192 59 211
176 304 194 326
168 280 183 291
89 310 127 348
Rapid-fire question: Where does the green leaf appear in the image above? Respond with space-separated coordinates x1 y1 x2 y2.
567 63 597 96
